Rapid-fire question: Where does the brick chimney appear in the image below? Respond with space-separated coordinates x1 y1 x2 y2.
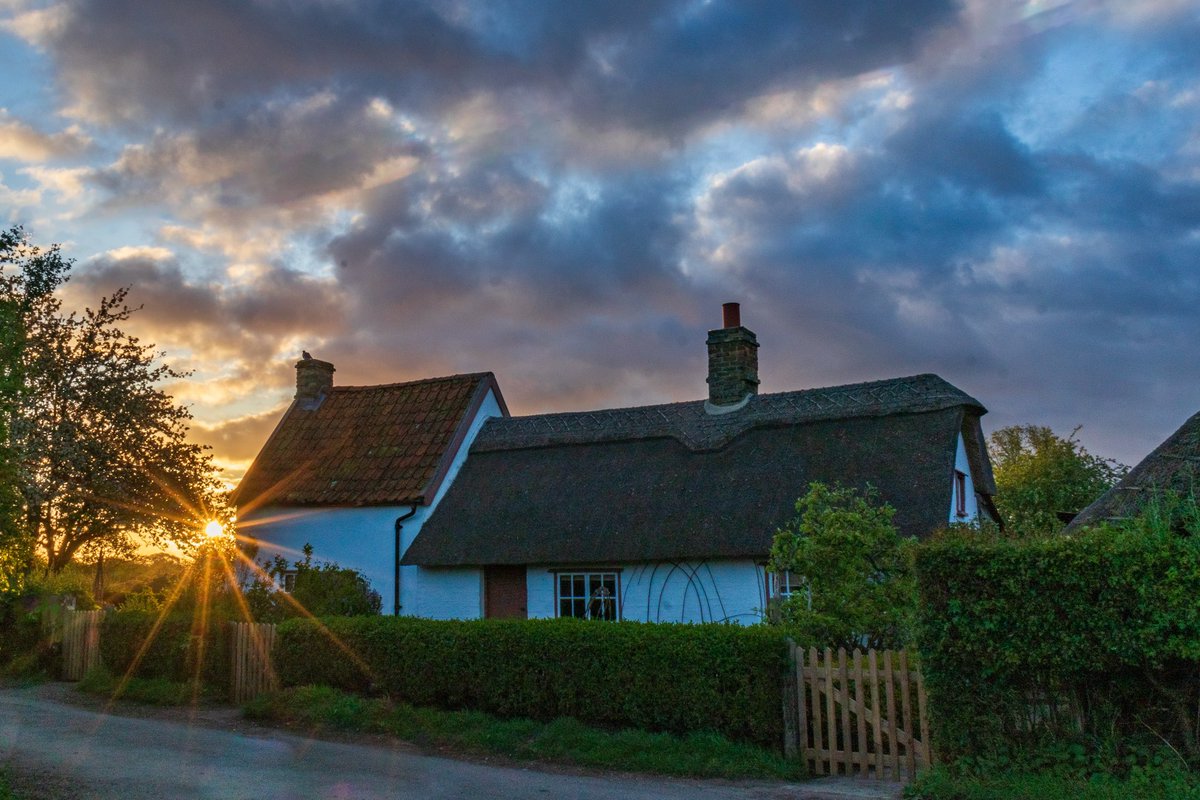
295 353 334 410
705 302 759 412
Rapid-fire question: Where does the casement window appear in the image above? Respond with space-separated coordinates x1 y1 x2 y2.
280 570 297 593
770 570 806 601
954 470 968 518
555 571 620 621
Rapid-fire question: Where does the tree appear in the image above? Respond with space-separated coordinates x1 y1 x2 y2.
768 482 916 651
988 425 1126 537
1 227 225 572
246 544 381 621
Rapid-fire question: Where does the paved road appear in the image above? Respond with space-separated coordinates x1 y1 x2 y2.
0 685 901 800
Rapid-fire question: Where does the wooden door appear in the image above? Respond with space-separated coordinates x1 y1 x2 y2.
484 565 527 618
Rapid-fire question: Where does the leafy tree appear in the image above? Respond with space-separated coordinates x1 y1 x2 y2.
246 544 381 621
768 482 916 650
0 226 225 572
988 425 1126 537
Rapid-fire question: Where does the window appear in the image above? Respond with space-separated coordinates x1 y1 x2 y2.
955 470 968 518
771 570 805 600
280 570 297 593
556 571 620 620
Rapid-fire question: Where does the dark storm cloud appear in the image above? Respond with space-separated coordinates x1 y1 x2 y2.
49 0 959 135
18 0 1200 471
69 251 346 340
329 161 690 317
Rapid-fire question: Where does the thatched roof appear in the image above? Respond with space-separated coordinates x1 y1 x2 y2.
1065 410 1200 531
232 373 504 511
403 374 998 567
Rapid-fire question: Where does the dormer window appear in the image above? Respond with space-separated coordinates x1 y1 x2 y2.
955 470 968 518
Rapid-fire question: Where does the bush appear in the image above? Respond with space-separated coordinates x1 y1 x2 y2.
915 518 1200 762
99 610 229 688
274 616 790 749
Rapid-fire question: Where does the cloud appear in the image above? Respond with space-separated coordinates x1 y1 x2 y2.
0 110 90 162
8 0 1200 474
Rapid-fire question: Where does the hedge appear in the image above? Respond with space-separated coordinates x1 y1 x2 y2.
99 610 230 687
275 616 791 749
915 526 1200 760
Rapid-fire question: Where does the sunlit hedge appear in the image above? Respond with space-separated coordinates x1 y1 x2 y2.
275 616 790 749
100 610 229 687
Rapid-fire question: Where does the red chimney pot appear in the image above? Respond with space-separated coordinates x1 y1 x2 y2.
722 302 740 329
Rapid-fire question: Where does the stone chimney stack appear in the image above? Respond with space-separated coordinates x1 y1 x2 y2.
705 302 759 411
295 353 335 409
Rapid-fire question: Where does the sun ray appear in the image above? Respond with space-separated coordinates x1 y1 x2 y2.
230 548 378 684
96 557 198 720
215 555 280 693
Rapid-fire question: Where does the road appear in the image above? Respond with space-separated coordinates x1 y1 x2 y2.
0 685 901 800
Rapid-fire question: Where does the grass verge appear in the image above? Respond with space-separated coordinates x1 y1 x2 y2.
76 665 202 706
245 685 803 780
0 770 18 800
906 766 1200 800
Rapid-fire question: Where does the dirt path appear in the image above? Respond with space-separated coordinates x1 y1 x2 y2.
0 684 903 800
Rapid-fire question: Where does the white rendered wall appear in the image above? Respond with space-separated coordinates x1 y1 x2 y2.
525 559 768 624
949 432 980 523
239 388 503 619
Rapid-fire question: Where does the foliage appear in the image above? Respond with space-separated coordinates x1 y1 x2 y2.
274 615 790 749
907 763 1200 800
989 425 1126 537
768 482 917 650
76 664 196 705
246 684 805 779
244 543 381 622
914 497 1200 763
99 609 229 687
0 225 227 573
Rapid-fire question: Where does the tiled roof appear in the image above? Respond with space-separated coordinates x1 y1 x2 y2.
233 372 500 510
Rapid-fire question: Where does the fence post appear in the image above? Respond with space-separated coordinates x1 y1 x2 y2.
782 638 799 758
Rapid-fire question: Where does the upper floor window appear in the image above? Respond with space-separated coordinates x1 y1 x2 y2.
955 470 968 518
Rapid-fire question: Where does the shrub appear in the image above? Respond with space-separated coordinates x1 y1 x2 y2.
915 519 1200 762
274 616 790 749
99 610 229 688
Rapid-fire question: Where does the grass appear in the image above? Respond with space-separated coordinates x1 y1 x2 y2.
906 766 1200 800
76 665 202 706
245 685 804 780
0 770 18 800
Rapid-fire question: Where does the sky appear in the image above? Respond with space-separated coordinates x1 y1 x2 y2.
1 0 1198 484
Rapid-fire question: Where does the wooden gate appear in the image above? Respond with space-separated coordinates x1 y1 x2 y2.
229 621 279 703
61 610 103 681
786 645 931 781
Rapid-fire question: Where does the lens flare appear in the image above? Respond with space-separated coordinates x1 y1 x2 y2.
204 520 224 538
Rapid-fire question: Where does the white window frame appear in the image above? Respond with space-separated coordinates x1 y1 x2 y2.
553 570 621 621
770 570 811 609
280 570 297 593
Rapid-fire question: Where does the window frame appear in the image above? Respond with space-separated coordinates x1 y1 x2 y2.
954 469 968 518
280 570 297 593
551 569 622 621
770 569 805 601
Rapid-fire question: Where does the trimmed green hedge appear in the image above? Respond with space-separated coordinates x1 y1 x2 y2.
915 526 1200 760
100 610 229 687
275 616 790 749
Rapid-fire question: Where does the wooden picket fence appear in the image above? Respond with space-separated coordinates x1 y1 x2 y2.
229 621 279 704
61 609 103 681
784 645 931 781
